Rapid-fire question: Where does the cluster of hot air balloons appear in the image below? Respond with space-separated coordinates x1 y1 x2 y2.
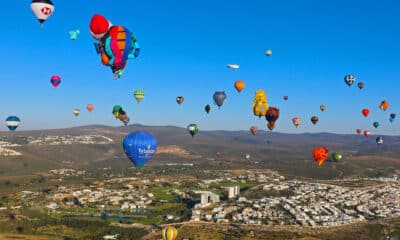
112 105 130 126
90 14 140 79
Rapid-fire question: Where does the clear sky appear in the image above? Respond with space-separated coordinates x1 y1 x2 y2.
0 0 399 135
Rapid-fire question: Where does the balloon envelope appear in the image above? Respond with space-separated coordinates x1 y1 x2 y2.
50 75 61 88
187 124 199 137
213 91 227 108
344 74 356 87
312 147 329 166
362 109 370 117
123 131 158 170
5 116 20 131
373 122 379 128
176 96 184 105
31 0 54 26
204 104 211 114
86 104 94 112
331 152 343 162
234 80 245 93
134 90 145 103
250 126 258 135
162 226 178 240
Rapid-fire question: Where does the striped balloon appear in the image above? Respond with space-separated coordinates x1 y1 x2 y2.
5 116 21 131
162 226 177 240
133 90 145 103
50 75 61 88
73 109 80 116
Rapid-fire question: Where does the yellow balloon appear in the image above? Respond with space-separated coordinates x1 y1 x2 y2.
252 90 269 118
162 226 177 240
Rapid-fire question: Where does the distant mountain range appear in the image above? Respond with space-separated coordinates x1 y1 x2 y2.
0 124 399 179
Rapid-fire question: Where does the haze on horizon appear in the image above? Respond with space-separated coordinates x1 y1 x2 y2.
1 1 399 136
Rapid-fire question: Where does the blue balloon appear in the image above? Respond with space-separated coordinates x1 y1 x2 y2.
123 131 158 170
389 117 394 123
5 116 20 131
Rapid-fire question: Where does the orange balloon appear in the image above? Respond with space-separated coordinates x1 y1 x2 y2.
234 80 245 93
87 104 94 112
379 100 389 111
312 146 329 166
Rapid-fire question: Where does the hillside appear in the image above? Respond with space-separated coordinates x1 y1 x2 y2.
0 124 399 179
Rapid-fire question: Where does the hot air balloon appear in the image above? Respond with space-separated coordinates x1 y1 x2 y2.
356 129 362 135
250 126 258 135
162 226 177 240
320 105 326 112
311 116 319 125
357 82 365 90
245 154 250 160
234 80 245 93
344 74 356 87
187 124 199 137
213 92 227 109
379 100 389 111
266 107 279 130
292 117 301 128
89 14 113 40
265 49 272 56
50 75 61 88
283 96 288 101
123 131 158 170
227 64 239 69
331 152 343 162
364 130 371 138
73 108 80 117
252 90 268 118
215 152 221 157
31 0 54 27
390 113 396 119
176 96 184 105
389 117 394 123
376 136 383 145
5 116 20 131
312 147 329 166
86 104 94 112
113 105 122 118
133 90 145 103
373 122 379 128
362 109 370 117
204 104 211 114
69 30 80 40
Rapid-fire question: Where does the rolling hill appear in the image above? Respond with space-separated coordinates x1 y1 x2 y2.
0 124 399 179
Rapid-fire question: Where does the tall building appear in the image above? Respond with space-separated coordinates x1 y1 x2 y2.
227 186 240 199
199 191 220 205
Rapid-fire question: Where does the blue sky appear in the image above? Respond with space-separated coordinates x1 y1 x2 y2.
0 0 399 135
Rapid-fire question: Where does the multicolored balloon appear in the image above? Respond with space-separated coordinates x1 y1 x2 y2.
50 75 61 88
133 90 145 103
312 146 329 166
176 96 184 105
250 126 258 135
320 105 326 112
283 96 288 101
187 124 199 137
292 117 302 128
123 131 158 170
364 130 371 138
344 74 356 87
311 116 319 125
266 107 279 130
5 116 20 131
162 226 177 240
73 109 80 117
379 100 389 111
31 0 54 27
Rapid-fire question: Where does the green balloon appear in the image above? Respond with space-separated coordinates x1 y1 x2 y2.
187 124 199 137
331 152 343 162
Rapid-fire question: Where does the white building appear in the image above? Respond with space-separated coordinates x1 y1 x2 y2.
227 186 240 199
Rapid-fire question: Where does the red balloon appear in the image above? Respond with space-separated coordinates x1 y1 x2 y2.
364 130 371 138
362 108 370 117
356 129 362 135
250 126 258 135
